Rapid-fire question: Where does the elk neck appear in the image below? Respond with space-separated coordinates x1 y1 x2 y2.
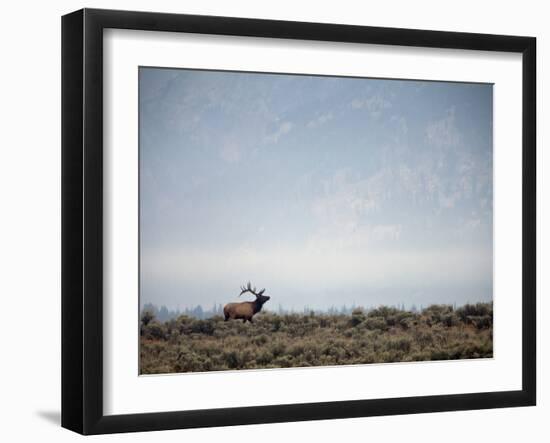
252 299 264 314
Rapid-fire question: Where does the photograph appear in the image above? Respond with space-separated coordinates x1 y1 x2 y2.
138 67 494 374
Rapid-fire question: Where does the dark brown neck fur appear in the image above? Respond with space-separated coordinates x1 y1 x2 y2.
253 299 265 314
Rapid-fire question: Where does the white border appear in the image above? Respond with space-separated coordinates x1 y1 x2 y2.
103 29 523 415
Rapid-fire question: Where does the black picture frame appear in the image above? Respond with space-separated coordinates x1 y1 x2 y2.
61 8 536 435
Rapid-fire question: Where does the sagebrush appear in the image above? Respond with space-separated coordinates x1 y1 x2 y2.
140 303 493 374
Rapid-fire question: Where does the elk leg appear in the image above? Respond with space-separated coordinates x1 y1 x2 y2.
249 317 254 323
242 318 247 324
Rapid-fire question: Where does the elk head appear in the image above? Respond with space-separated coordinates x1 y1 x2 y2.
239 281 270 306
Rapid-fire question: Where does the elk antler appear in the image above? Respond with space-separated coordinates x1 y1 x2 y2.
239 281 265 298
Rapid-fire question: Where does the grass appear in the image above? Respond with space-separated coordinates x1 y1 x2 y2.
140 303 493 374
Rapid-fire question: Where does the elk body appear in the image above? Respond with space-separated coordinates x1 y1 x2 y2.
223 282 270 323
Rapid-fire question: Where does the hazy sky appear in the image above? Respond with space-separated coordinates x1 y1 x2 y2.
139 67 493 311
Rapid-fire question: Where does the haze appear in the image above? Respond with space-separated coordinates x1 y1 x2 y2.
139 67 493 311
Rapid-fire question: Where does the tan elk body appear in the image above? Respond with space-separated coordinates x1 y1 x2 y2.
223 282 270 323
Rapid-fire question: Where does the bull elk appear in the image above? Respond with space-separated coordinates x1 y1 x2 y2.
223 282 270 323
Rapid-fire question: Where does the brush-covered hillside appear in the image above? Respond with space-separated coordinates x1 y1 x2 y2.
140 303 493 374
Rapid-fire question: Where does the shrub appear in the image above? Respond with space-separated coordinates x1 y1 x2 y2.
386 336 412 352
422 304 455 324
364 317 388 331
143 321 166 340
141 310 155 327
252 334 269 346
466 315 492 329
271 316 283 332
256 350 273 365
350 308 366 327
269 340 287 358
224 351 242 369
456 303 492 321
440 313 459 327
189 319 215 335
368 306 400 319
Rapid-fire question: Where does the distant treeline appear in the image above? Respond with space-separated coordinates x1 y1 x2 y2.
141 301 464 321
141 303 225 322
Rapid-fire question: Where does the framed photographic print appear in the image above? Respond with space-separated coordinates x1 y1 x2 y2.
61 8 536 435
